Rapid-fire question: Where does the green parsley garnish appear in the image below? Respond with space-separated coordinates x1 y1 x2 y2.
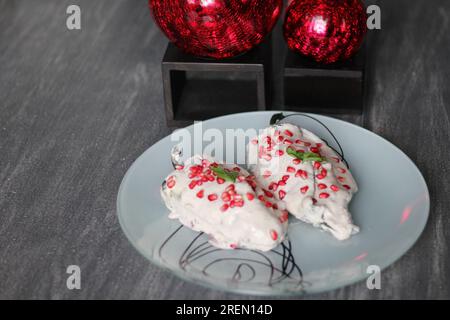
286 148 325 162
211 166 239 183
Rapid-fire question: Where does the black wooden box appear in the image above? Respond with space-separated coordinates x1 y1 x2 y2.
282 46 366 114
162 42 271 127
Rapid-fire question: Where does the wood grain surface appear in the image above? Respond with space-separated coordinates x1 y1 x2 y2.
0 0 449 299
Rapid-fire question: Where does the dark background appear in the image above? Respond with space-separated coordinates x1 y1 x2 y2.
0 0 449 299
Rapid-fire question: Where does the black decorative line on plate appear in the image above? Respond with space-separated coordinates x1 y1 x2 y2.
158 225 304 288
270 112 350 169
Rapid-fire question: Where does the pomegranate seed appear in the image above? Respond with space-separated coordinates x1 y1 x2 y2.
278 180 286 186
196 190 204 198
319 192 330 199
207 175 215 181
287 166 295 173
188 181 196 189
229 200 236 208
317 169 327 180
284 129 293 137
247 180 257 189
270 229 278 240
265 201 273 208
296 169 308 179
237 175 246 182
264 189 274 198
228 189 236 197
230 243 237 249
300 186 309 194
263 170 272 178
258 195 265 202
284 139 293 145
268 182 278 191
279 190 286 200
330 185 339 192
217 178 225 184
277 135 284 142
318 183 327 190
312 198 318 205
188 173 195 179
246 192 255 201
201 176 208 182
338 167 347 174
293 158 301 165
279 211 289 223
282 175 290 181
303 142 311 147
220 204 229 212
273 204 278 210
337 176 345 182
221 192 231 202
258 145 265 158
232 167 240 172
332 157 341 163
343 184 351 190
201 159 210 167
276 150 284 156
233 194 243 201
225 184 235 192
295 139 302 144
314 162 321 170
310 147 319 153
235 200 244 207
196 180 203 186
167 180 176 188
208 194 218 201
316 143 323 147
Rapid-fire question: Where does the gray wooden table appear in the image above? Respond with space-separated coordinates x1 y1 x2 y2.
0 0 449 299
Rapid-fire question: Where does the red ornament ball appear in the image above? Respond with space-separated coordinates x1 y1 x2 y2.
283 0 367 64
149 0 283 59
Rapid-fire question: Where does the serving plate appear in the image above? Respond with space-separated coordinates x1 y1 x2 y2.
117 111 429 295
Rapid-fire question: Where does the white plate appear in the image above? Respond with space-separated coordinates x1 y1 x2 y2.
117 111 429 295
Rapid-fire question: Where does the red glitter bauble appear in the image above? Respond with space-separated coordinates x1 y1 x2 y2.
283 0 367 64
149 0 283 59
